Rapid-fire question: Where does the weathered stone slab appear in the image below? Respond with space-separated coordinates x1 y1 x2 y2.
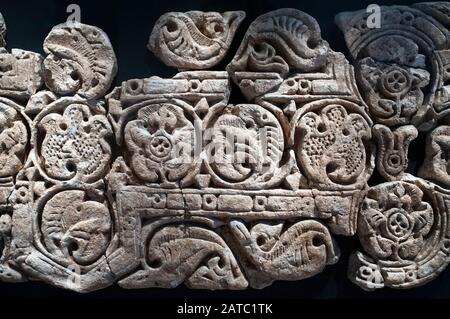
1 4 450 293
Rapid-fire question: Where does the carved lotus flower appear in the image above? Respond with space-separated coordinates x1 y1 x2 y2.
359 182 433 261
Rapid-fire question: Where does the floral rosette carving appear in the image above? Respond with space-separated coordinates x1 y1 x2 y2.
124 103 198 186
355 38 430 126
41 190 112 265
359 182 433 261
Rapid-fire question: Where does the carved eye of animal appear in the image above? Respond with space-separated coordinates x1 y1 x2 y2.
202 18 225 38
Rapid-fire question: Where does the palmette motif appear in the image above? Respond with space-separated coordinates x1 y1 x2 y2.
0 4 449 293
148 11 245 70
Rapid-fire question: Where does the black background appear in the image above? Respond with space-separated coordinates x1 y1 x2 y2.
0 0 446 299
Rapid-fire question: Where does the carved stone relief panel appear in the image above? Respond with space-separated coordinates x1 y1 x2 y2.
0 13 6 50
337 2 450 290
349 178 450 290
42 23 117 99
0 3 450 293
33 99 113 183
336 3 450 129
419 125 450 186
106 8 360 290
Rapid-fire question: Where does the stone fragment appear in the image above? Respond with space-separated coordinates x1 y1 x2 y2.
419 125 450 187
0 19 125 292
119 224 248 289
148 11 245 70
227 8 329 101
349 179 450 290
229 219 339 288
204 103 295 190
33 99 113 183
336 3 450 129
5 5 450 293
0 12 6 49
41 190 111 265
42 22 117 99
295 104 372 189
124 102 197 185
373 124 418 181
0 99 28 177
0 49 43 101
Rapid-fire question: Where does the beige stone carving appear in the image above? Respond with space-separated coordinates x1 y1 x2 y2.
204 103 292 189
419 125 450 187
0 13 5 49
148 11 245 70
120 223 248 289
124 102 198 185
336 3 450 129
0 99 28 177
337 3 450 291
0 19 125 292
227 8 330 101
373 124 418 181
42 22 117 99
1 4 450 293
34 99 113 183
349 178 450 290
41 190 111 265
295 104 371 188
0 50 43 101
229 219 339 288
0 10 42 101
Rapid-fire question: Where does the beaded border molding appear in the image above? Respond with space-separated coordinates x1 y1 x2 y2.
0 3 450 293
